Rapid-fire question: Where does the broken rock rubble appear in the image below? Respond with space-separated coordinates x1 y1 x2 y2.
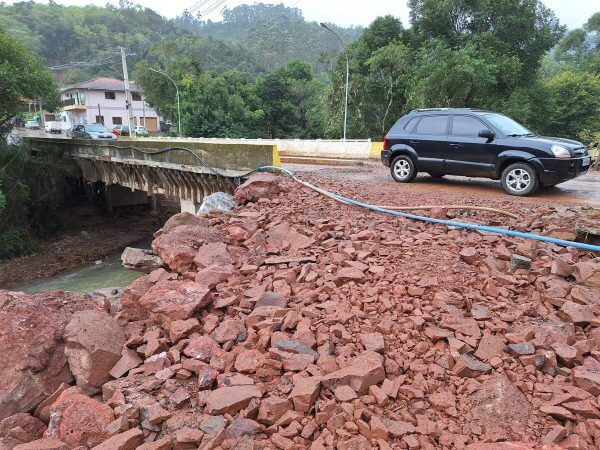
1 172 600 449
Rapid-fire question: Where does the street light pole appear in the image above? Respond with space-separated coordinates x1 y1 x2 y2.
321 22 349 141
149 67 182 137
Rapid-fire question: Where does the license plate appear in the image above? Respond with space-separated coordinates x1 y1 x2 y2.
582 156 591 167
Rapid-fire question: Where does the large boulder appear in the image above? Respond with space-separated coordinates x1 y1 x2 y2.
470 376 535 442
0 290 100 420
154 211 199 237
121 247 165 273
138 280 212 328
64 310 126 394
152 225 223 274
44 390 113 448
234 173 282 205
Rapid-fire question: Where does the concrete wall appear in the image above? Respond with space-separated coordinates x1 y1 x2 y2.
143 137 382 160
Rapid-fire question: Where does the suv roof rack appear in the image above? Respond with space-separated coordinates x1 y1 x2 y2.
410 108 486 113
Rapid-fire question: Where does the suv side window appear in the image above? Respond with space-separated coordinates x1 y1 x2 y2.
451 116 489 136
414 116 449 135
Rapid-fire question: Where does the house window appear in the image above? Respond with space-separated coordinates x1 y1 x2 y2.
95 115 104 124
105 91 116 100
112 117 122 125
131 93 142 101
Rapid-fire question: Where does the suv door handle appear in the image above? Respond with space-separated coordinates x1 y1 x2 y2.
409 140 420 144
449 143 461 148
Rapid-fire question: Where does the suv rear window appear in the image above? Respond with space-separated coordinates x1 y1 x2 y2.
451 116 488 136
414 116 448 135
404 117 418 132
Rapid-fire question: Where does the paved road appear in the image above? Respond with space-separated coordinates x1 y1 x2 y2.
7 128 69 144
286 161 600 209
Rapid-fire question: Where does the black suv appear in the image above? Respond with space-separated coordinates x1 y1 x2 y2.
381 109 591 196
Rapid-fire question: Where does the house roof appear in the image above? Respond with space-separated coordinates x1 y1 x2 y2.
62 77 140 93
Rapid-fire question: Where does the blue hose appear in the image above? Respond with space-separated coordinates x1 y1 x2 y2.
255 166 600 253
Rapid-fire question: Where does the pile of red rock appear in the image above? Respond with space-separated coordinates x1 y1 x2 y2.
1 172 599 450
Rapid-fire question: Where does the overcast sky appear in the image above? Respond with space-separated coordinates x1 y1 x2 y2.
4 0 598 29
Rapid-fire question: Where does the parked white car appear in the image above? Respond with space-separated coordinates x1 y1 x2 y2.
44 121 62 134
134 125 149 136
25 120 40 130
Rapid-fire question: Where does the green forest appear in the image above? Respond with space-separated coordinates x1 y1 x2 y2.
1 0 600 258
1 1 599 141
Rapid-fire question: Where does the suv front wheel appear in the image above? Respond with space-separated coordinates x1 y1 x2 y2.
391 155 417 183
501 162 539 196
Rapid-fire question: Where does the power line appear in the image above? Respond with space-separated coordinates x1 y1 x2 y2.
47 0 229 71
197 0 227 19
188 0 215 14
47 52 120 71
124 0 229 59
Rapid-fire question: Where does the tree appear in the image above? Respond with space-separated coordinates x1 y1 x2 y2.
542 12 600 78
555 29 589 64
180 69 263 138
326 16 406 138
534 70 600 140
409 41 501 109
586 12 600 34
0 27 60 136
255 61 325 138
363 43 411 135
408 0 564 82
327 2 565 138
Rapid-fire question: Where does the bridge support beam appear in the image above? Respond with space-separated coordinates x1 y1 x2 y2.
71 157 237 214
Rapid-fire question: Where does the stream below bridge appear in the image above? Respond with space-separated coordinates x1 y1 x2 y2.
5 238 151 294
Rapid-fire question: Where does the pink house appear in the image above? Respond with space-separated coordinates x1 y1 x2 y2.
59 77 161 132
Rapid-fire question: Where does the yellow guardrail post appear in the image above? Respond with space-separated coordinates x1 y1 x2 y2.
370 141 383 159
272 144 281 167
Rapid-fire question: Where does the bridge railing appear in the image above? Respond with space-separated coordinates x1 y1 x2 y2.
25 137 280 175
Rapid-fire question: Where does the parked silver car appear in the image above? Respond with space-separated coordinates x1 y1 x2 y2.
70 123 117 140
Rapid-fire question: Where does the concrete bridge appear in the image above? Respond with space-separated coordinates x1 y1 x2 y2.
25 137 280 213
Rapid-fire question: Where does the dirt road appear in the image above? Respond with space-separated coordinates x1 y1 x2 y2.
287 162 600 210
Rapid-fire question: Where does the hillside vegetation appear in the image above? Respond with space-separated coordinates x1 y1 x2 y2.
0 1 361 83
0 0 598 142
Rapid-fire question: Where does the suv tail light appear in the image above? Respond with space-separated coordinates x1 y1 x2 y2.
383 135 388 151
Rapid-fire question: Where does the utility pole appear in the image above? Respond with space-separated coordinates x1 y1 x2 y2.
149 67 182 137
120 47 136 138
320 23 349 141
39 101 45 127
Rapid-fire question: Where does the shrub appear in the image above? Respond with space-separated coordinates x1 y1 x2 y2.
0 227 38 260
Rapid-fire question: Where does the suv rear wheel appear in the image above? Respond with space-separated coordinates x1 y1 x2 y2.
391 155 417 183
501 162 539 196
